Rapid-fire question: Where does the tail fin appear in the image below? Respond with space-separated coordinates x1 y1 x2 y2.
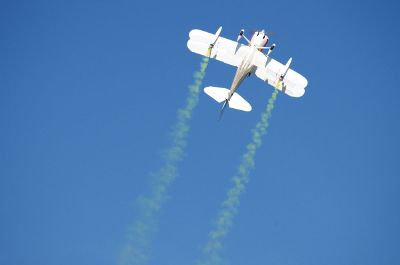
203 86 252 112
219 99 228 121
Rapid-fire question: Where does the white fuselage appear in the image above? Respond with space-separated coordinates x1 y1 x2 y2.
227 47 256 99
227 31 269 100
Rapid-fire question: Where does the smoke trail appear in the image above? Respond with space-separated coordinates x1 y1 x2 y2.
119 56 209 265
199 89 279 265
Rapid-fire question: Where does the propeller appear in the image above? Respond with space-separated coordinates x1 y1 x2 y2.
264 31 274 37
249 29 274 38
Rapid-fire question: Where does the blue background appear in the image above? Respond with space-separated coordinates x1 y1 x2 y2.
1 0 399 264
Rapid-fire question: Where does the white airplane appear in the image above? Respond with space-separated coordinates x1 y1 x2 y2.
187 26 308 117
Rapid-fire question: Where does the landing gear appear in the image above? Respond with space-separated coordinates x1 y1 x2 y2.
236 29 251 45
266 43 276 57
237 29 245 41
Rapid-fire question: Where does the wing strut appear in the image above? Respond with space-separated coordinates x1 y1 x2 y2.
205 26 222 57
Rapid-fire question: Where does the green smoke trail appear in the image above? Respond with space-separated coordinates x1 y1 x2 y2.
199 89 279 265
119 56 209 265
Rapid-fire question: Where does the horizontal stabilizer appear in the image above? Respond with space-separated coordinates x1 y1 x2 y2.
204 86 229 103
203 86 252 112
228 92 252 112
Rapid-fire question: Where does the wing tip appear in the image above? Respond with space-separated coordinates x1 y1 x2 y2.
289 75 308 97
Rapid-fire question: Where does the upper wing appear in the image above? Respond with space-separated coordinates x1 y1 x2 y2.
187 29 249 67
253 52 308 97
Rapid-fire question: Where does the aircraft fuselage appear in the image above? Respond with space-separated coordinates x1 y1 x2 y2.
227 46 257 100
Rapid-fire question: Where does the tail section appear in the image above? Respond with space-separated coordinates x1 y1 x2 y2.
203 86 252 112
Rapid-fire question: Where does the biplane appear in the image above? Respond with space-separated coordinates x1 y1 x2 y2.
187 26 308 117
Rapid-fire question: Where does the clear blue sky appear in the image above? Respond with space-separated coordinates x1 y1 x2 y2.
1 0 399 265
